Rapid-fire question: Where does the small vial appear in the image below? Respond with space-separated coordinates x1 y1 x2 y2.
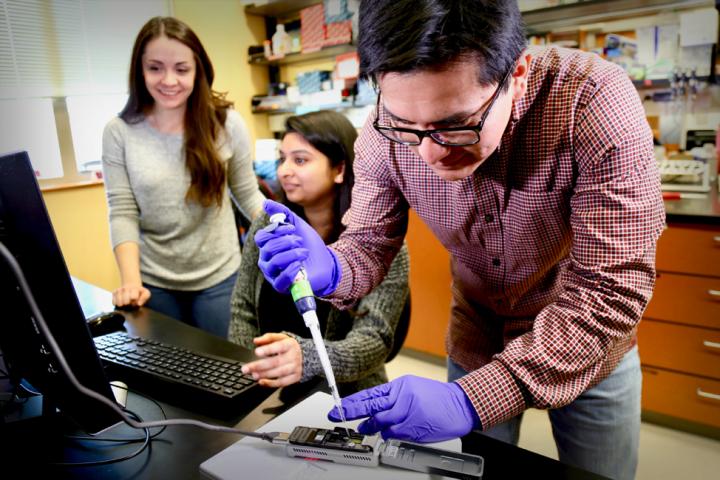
263 40 272 59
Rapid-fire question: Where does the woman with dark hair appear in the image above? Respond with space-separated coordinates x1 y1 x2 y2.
102 17 264 337
228 110 409 396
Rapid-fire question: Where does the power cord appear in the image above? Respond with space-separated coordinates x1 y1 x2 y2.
64 383 168 442
17 381 41 397
51 409 151 467
0 240 282 466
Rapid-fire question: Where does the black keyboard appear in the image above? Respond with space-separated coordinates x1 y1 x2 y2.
94 331 265 416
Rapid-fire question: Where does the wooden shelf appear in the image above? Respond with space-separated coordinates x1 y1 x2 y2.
249 44 355 66
40 178 104 192
244 0 319 17
252 99 373 115
523 0 713 33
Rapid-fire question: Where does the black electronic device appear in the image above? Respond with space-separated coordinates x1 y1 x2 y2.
93 331 262 415
0 151 119 434
86 311 126 337
277 426 484 479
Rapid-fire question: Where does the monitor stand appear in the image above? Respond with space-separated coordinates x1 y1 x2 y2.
110 380 128 407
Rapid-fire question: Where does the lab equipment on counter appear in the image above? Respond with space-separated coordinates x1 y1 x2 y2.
268 425 484 479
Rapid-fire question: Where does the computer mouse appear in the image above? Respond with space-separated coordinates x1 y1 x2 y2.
114 303 140 311
87 311 126 337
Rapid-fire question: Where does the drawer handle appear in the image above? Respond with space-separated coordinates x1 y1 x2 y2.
709 289 720 299
703 340 720 350
697 388 720 401
715 235 720 244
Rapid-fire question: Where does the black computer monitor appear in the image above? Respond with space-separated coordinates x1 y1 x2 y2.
0 150 119 434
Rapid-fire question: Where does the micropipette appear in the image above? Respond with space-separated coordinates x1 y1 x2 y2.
264 213 351 436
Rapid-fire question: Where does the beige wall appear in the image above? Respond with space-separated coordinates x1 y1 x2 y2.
43 2 270 291
42 185 120 292
173 0 270 139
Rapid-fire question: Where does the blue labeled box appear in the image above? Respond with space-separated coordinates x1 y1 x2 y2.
324 0 352 23
296 70 332 95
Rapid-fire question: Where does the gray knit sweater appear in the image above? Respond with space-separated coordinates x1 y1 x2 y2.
228 214 410 395
102 110 264 290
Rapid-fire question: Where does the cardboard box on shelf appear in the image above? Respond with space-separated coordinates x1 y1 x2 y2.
301 4 325 53
323 20 352 47
334 51 359 80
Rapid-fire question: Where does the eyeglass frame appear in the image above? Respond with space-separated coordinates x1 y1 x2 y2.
372 66 514 147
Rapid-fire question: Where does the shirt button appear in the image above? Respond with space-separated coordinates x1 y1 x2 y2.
485 214 494 223
492 258 501 266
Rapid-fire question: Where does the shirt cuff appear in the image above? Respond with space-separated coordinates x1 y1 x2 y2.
455 360 528 430
287 333 318 383
326 249 356 308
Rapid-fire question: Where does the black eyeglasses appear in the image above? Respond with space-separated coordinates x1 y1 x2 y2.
373 67 513 147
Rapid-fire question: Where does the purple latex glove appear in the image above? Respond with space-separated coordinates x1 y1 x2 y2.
254 200 341 296
327 375 480 443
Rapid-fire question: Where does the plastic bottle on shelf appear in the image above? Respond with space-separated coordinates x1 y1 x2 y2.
263 40 272 59
272 24 291 58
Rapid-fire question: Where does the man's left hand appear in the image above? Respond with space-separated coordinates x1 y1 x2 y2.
327 375 480 442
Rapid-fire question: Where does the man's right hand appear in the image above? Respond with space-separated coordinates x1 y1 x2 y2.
254 200 341 296
112 283 150 308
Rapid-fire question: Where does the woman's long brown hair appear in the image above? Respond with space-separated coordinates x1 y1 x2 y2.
121 16 232 207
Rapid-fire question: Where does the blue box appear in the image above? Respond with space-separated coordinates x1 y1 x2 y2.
296 70 331 95
324 0 352 24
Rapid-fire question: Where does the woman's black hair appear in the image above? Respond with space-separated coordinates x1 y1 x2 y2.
358 0 527 90
281 110 357 243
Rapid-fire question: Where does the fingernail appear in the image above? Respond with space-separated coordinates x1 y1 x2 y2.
256 348 264 356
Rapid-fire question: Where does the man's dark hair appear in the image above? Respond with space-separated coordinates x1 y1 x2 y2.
358 0 526 88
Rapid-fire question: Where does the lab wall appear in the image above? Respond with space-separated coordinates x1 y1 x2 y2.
43 185 120 292
173 0 271 139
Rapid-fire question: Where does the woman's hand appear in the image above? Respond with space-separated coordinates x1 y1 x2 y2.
112 283 151 308
241 333 303 387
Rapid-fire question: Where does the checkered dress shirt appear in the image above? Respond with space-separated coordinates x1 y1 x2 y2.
329 46 665 429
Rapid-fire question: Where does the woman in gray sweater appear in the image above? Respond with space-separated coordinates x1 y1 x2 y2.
228 111 409 397
102 17 263 337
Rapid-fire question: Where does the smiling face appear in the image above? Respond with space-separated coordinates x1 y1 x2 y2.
377 56 530 181
142 35 196 114
277 132 344 210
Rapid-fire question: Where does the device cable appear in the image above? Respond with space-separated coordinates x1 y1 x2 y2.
50 409 151 467
64 384 168 442
0 241 282 446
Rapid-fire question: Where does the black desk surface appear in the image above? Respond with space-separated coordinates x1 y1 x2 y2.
1 279 606 479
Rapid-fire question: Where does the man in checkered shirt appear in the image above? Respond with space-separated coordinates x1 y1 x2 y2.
255 1 665 478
